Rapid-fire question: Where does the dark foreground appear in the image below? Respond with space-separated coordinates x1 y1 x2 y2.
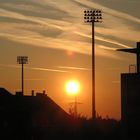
0 117 126 140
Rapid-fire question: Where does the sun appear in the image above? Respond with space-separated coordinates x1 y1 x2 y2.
66 80 80 95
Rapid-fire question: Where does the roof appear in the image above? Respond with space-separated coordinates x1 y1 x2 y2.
0 88 77 128
0 88 12 96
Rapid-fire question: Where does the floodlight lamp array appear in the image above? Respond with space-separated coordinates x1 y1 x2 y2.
84 10 102 23
17 56 28 64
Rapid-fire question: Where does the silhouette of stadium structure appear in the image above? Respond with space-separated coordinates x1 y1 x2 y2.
119 42 140 139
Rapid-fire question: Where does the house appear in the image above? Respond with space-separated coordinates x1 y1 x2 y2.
0 88 78 139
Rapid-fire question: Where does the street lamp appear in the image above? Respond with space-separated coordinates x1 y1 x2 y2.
84 10 102 120
17 56 28 95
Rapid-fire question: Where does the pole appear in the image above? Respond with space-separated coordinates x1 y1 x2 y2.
92 21 96 121
17 56 28 95
22 63 24 95
74 96 77 117
137 42 140 73
84 9 102 121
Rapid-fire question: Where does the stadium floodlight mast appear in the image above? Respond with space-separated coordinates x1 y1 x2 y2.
17 56 28 95
84 10 102 121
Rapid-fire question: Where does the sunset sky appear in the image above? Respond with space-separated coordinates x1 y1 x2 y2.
0 0 140 119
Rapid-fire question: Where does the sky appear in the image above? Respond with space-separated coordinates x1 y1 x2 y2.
0 0 140 119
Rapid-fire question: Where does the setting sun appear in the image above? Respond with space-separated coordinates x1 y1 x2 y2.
66 80 80 95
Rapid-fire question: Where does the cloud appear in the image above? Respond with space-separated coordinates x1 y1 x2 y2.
0 64 20 69
74 31 133 48
96 36 132 49
57 66 91 71
23 78 46 81
98 45 117 51
95 45 121 59
0 64 69 73
0 0 139 59
74 0 140 23
0 7 69 31
29 67 69 73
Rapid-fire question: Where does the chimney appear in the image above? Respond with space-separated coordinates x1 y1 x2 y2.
32 90 35 96
16 91 23 96
43 90 45 95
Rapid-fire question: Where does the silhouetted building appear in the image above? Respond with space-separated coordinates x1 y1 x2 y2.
121 74 140 138
0 87 77 139
120 42 140 139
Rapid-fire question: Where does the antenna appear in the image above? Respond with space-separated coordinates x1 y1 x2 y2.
68 98 83 118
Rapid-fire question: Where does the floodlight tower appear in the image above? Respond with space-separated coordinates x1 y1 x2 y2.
84 10 102 120
17 56 28 95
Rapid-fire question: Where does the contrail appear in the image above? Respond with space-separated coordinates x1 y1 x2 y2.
57 66 91 71
0 64 70 73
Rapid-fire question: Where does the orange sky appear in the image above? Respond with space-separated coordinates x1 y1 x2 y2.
0 0 139 119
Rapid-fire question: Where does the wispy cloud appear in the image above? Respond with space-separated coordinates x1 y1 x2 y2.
74 31 133 48
57 66 91 71
0 64 20 69
0 64 69 73
96 36 132 49
74 0 140 23
98 45 117 51
20 78 46 81
0 0 139 58
30 67 69 73
95 45 121 59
